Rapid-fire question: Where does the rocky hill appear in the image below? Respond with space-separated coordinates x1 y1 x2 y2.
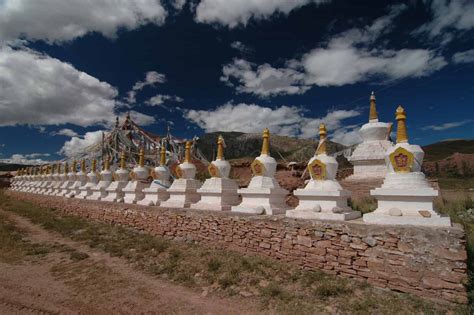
196 131 347 162
423 139 474 162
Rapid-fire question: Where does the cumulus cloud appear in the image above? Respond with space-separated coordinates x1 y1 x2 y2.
118 111 156 127
230 41 252 54
51 128 79 137
146 94 183 107
0 153 51 165
195 0 328 28
126 71 167 104
422 120 472 131
0 46 118 127
221 59 310 97
221 5 446 96
413 0 474 43
184 102 361 144
0 0 167 44
452 49 474 64
172 0 187 11
59 130 104 158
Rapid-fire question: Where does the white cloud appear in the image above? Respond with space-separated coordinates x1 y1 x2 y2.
0 46 118 127
59 130 104 158
172 0 187 11
452 49 474 64
414 0 474 42
126 71 167 104
119 111 156 126
0 153 51 165
221 59 310 97
146 94 183 107
221 5 446 96
195 0 328 28
184 102 361 144
422 120 471 131
0 0 167 44
230 41 252 54
51 128 79 137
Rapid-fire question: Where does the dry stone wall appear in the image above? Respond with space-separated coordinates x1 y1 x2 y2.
8 191 468 304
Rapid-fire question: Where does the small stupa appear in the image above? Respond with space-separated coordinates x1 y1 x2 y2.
51 164 67 195
45 164 61 195
160 141 202 208
76 159 99 199
364 106 451 227
287 124 361 220
137 146 171 206
87 156 113 201
123 148 151 204
20 168 33 192
191 135 240 211
231 128 289 215
38 165 53 194
57 162 74 196
347 92 393 180
102 151 130 202
66 159 87 198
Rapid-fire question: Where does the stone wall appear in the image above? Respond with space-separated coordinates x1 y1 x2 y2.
7 191 469 304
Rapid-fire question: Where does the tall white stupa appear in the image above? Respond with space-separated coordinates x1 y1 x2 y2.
347 92 393 180
364 106 451 227
137 146 171 206
231 128 289 215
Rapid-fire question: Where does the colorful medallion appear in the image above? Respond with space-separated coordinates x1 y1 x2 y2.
175 165 183 178
251 159 265 176
208 163 220 178
308 159 326 180
389 146 414 173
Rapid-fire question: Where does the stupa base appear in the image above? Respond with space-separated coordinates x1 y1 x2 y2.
123 181 150 204
286 209 361 221
137 188 169 206
159 179 201 209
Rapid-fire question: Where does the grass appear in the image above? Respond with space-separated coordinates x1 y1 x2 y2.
348 196 377 214
437 176 474 190
0 190 466 314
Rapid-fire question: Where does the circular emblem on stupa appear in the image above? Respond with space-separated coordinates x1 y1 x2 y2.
175 165 183 178
208 163 221 178
308 159 326 180
389 147 414 173
251 159 266 176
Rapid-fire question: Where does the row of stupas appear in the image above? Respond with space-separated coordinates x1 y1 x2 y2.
10 97 451 227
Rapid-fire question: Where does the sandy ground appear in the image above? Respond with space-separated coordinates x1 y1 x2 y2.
0 208 261 315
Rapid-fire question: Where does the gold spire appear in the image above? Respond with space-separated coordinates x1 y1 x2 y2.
72 160 77 172
104 155 110 170
64 162 68 175
316 123 328 155
184 141 192 163
81 159 86 172
160 146 166 166
92 159 97 172
395 106 408 143
139 148 145 167
51 164 56 174
56 163 61 174
369 91 378 122
216 135 224 160
261 128 270 155
120 151 126 169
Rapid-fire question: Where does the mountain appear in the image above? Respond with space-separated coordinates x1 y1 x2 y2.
196 131 347 162
422 139 474 162
0 162 32 172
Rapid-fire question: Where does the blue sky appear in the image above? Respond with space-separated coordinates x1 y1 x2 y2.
0 0 473 164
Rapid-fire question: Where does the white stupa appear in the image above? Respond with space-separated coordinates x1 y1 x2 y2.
347 92 393 180
66 160 87 198
57 161 76 196
137 146 171 206
191 135 240 211
76 159 99 199
51 164 68 195
231 128 289 215
87 157 113 201
102 152 130 203
364 106 451 227
37 165 53 194
16 167 30 192
160 141 202 208
45 164 61 195
287 124 361 221
123 148 151 204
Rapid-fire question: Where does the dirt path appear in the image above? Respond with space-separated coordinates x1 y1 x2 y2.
0 208 261 314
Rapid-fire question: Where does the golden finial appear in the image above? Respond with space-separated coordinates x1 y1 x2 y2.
81 159 86 172
160 146 166 166
104 155 110 170
395 106 408 143
56 163 61 174
369 91 378 122
72 160 77 172
139 148 145 167
120 151 126 169
51 164 55 174
216 135 224 160
92 159 97 172
261 128 270 155
64 162 68 175
184 141 192 163
316 123 328 155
